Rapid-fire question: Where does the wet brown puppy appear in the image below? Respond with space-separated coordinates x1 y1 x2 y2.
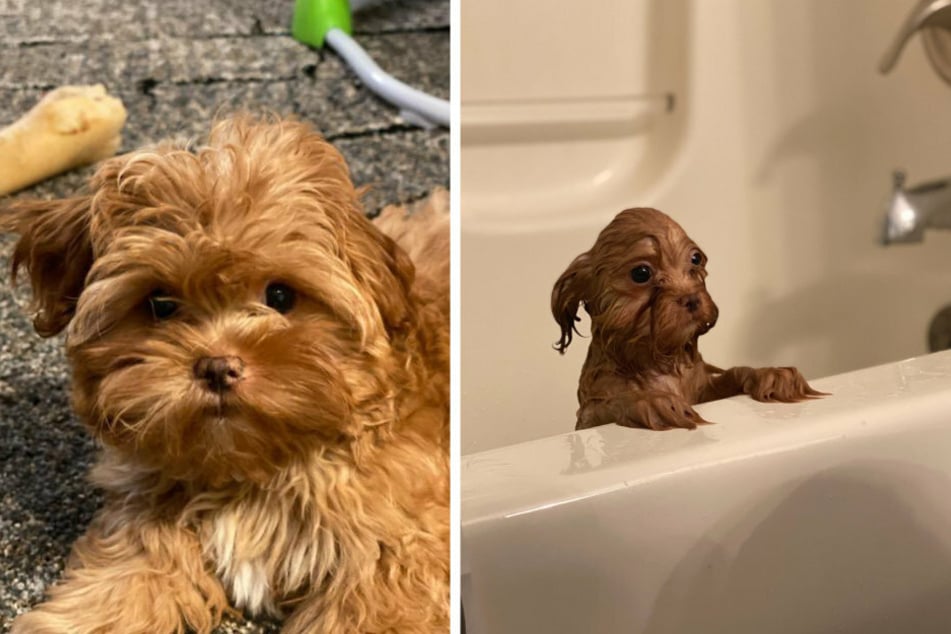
552 207 823 431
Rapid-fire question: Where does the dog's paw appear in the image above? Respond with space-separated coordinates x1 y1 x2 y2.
578 392 714 431
622 393 714 431
10 611 65 634
742 367 826 403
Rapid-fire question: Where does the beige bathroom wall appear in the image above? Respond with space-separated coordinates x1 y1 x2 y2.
462 0 951 454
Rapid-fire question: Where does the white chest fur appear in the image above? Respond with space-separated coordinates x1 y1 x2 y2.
203 495 336 617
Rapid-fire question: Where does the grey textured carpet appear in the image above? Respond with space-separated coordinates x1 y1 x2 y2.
0 0 448 630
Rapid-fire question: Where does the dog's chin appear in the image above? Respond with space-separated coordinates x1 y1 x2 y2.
648 317 717 356
189 413 276 483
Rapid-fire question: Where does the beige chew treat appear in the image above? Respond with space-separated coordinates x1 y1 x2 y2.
0 84 127 196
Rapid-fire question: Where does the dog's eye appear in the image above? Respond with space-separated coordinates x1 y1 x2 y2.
630 265 652 284
265 282 297 314
148 293 178 320
690 251 704 266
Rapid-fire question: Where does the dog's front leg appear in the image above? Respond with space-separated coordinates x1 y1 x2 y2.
12 508 229 634
282 541 449 634
700 365 824 403
577 392 713 430
284 596 449 634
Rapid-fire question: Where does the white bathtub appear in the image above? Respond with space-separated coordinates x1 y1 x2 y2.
462 351 951 634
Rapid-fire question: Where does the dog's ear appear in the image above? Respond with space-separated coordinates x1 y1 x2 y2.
551 252 591 354
1 195 94 337
345 208 416 336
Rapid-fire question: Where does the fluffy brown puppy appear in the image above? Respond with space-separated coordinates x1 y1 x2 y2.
552 207 823 431
3 115 449 633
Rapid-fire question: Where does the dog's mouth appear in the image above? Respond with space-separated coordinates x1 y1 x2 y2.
201 396 242 421
696 319 716 336
693 300 719 336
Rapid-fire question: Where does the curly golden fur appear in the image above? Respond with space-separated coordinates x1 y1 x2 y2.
3 115 449 633
552 207 823 431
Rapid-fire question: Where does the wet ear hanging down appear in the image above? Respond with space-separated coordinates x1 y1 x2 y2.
1 195 94 337
551 252 592 354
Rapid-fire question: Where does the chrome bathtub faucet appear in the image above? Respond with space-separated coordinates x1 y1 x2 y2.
882 170 951 244
880 0 951 77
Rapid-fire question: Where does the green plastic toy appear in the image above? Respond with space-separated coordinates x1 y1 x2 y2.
291 0 352 49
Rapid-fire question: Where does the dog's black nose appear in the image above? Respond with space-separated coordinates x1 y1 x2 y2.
194 356 245 392
681 294 700 313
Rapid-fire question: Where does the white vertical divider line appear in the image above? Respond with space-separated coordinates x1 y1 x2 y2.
449 0 462 630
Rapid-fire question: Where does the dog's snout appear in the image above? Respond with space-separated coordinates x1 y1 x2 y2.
681 294 700 313
698 305 720 335
194 356 245 392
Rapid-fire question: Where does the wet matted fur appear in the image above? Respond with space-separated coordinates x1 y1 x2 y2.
552 207 823 431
